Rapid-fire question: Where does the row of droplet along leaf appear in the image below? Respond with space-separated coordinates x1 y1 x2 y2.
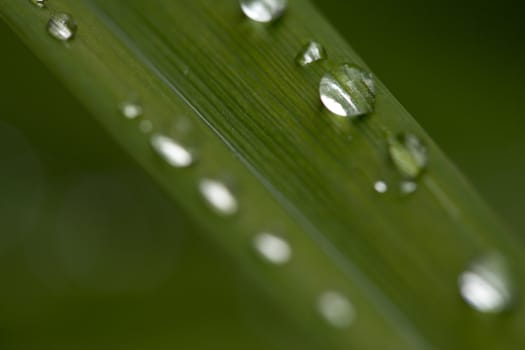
32 0 515 336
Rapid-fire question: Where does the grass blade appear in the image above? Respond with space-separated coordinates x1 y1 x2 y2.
1 0 524 348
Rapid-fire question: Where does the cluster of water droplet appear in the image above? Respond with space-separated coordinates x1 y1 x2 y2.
291 5 421 200
29 0 515 329
241 0 518 320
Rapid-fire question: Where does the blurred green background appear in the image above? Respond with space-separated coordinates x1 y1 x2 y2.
1 0 524 348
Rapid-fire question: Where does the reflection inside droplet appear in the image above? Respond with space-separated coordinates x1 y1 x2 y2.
319 64 376 118
29 0 47 8
199 179 238 216
47 13 77 42
253 233 291 265
240 0 287 23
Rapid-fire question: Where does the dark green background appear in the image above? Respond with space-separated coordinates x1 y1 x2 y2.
1 0 524 348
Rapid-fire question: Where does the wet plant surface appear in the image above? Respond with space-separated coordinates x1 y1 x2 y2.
1 0 525 349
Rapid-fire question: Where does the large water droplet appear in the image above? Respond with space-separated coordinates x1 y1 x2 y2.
388 133 428 179
253 233 291 265
319 64 376 118
151 134 194 168
240 0 287 23
296 41 326 66
119 101 143 120
459 254 514 314
317 291 356 329
47 13 77 42
199 179 238 216
29 0 47 8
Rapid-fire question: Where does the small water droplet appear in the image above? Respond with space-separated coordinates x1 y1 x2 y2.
319 64 376 118
119 101 143 120
296 41 326 66
373 181 388 194
400 180 418 195
139 120 153 134
317 291 355 329
199 179 238 216
459 254 514 314
388 133 428 179
374 181 388 193
151 134 194 168
253 233 291 265
29 0 47 8
47 13 77 42
240 0 287 23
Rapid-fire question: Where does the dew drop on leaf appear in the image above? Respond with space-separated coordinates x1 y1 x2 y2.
373 180 388 194
139 120 153 134
296 41 326 66
119 101 143 120
47 13 77 42
388 133 428 179
199 179 238 216
459 254 514 314
318 291 356 329
151 134 195 168
240 0 287 23
319 64 376 118
400 180 418 195
253 232 292 265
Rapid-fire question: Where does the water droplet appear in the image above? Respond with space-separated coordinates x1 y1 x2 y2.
47 13 77 42
119 101 143 120
317 291 355 329
296 41 326 66
400 180 418 195
139 120 153 134
151 134 194 168
374 181 388 194
199 179 238 216
240 0 287 23
29 0 47 8
253 233 291 265
388 133 428 179
459 254 514 314
319 64 376 118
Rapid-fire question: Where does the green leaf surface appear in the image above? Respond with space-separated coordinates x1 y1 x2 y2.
1 0 524 348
